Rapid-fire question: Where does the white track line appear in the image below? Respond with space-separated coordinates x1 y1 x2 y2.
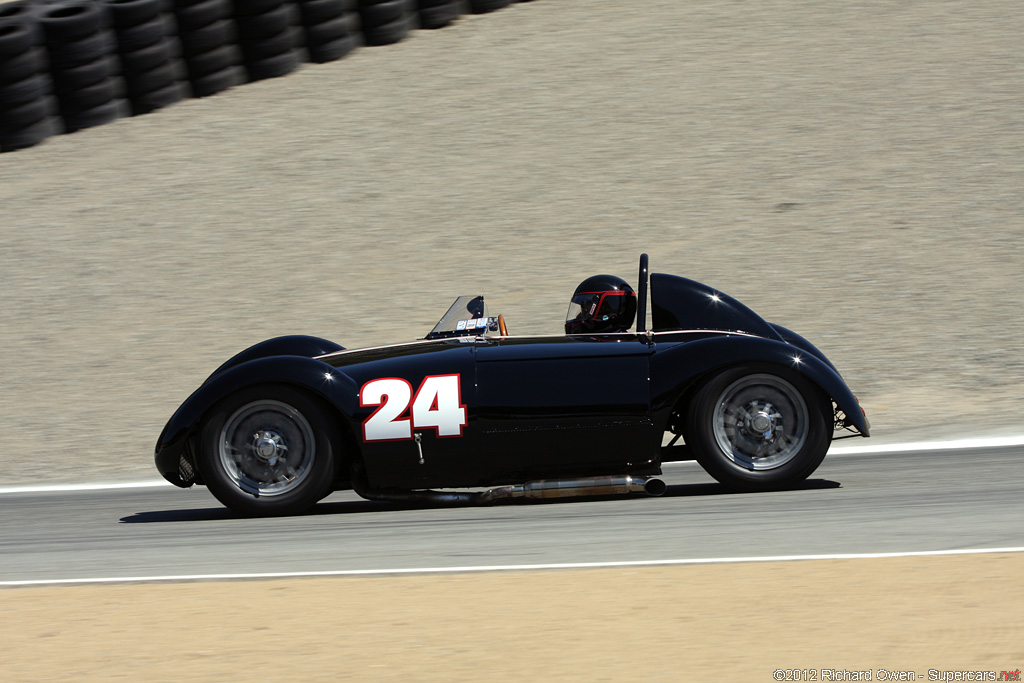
2 547 1022 587
2 434 1023 495
829 434 1024 455
0 480 171 494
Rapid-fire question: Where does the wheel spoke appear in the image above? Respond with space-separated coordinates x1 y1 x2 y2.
712 373 810 470
218 399 316 497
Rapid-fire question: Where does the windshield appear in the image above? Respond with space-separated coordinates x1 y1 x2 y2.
426 295 499 339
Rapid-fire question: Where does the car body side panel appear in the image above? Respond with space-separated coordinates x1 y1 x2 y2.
321 342 481 489
474 336 661 480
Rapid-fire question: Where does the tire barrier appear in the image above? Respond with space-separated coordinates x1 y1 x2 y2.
168 0 242 97
0 3 57 151
356 0 411 47
100 0 184 114
469 0 511 14
37 0 124 133
415 0 459 31
294 0 358 64
230 0 301 82
0 0 545 152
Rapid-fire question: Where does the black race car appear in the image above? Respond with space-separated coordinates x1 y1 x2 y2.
155 254 869 516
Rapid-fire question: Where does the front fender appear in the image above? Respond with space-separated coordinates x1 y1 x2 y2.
204 335 344 384
651 335 869 437
154 355 359 487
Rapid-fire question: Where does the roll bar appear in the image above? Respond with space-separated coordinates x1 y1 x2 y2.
637 252 649 333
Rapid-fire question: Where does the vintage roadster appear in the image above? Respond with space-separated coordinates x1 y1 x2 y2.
155 254 869 516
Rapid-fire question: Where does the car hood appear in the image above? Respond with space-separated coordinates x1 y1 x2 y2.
314 338 473 369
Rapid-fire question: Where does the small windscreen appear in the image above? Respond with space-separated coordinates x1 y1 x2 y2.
427 295 497 339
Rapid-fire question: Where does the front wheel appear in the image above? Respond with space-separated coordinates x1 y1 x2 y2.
197 385 339 516
685 366 831 491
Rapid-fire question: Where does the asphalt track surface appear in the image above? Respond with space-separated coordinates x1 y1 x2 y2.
3 444 1022 585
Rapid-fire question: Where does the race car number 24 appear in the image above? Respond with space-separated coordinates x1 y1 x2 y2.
360 374 467 441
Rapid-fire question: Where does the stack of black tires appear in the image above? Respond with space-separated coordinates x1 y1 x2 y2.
103 0 183 115
35 0 123 134
469 0 511 14
356 0 411 47
0 0 543 152
231 0 301 82
0 3 57 151
415 0 460 30
167 0 242 97
293 0 358 64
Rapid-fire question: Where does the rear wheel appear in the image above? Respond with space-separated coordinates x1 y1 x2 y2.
198 385 338 516
685 366 830 491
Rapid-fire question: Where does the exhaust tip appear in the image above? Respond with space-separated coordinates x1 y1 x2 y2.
644 478 667 497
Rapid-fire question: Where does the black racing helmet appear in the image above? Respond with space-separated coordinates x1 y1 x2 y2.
565 274 638 334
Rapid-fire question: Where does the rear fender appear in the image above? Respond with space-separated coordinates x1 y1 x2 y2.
155 355 359 487
769 323 838 373
651 336 869 437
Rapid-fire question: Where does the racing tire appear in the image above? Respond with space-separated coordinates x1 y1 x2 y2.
123 60 176 91
171 0 230 31
305 32 355 62
417 3 459 30
244 49 299 81
360 13 409 46
235 6 293 40
118 38 175 74
182 43 236 78
357 0 407 28
50 54 113 89
60 98 121 132
0 3 41 47
45 31 116 69
177 17 235 55
102 0 165 29
188 64 240 96
198 384 339 516
468 0 511 14
0 115 55 152
304 15 347 44
57 76 117 110
0 72 49 105
297 0 346 24
0 47 46 86
38 2 106 42
684 365 831 492
128 79 182 113
0 95 49 126
111 15 168 51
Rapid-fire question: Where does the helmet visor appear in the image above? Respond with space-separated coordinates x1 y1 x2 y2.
566 292 601 327
566 291 635 331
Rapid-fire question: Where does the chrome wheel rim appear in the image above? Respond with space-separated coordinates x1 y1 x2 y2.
712 374 809 470
219 400 316 496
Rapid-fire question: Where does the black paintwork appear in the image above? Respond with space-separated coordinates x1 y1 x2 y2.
155 258 869 492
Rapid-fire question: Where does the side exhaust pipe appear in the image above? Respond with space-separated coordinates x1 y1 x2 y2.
354 474 666 506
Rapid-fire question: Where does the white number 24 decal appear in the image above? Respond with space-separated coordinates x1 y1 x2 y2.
360 374 467 442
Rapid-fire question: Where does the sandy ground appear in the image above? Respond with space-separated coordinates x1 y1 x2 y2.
3 553 1023 681
1 2 1022 679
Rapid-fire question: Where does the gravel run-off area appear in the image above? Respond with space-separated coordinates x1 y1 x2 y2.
1 0 1022 487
